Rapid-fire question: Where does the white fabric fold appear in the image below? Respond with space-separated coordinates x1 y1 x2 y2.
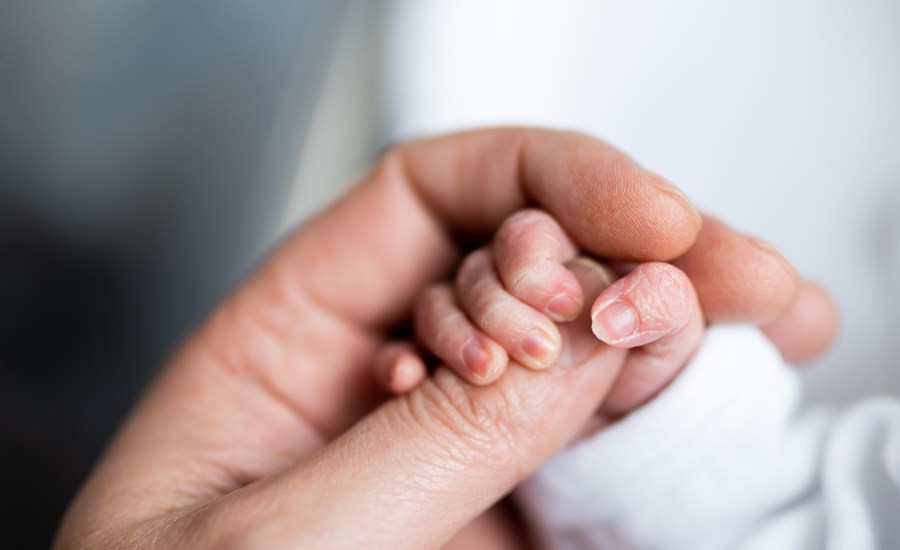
516 326 900 550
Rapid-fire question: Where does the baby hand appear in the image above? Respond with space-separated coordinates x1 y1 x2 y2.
374 209 704 422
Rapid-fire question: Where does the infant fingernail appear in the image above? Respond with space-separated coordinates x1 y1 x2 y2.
462 343 493 379
592 301 637 343
547 294 581 320
522 332 558 369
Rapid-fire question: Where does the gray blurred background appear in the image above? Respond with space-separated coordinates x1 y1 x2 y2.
1 2 385 545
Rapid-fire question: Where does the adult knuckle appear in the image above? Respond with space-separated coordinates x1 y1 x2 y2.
409 375 527 471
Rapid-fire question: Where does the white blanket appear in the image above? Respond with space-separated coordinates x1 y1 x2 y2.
516 326 900 549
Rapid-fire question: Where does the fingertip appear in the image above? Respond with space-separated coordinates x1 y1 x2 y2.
748 236 801 318
591 300 638 345
644 172 704 257
762 280 839 365
461 339 508 385
374 347 397 391
675 216 800 324
491 208 584 320
462 341 493 378
590 263 697 348
546 293 583 322
597 263 705 417
415 282 509 386
389 354 428 394
601 168 703 261
457 245 564 373
374 342 427 395
519 327 563 370
522 137 701 262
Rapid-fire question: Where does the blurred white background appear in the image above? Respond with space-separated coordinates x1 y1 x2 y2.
381 0 900 405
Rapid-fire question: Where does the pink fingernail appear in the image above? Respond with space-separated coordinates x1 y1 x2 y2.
522 332 558 369
547 294 581 320
592 301 638 343
462 343 492 378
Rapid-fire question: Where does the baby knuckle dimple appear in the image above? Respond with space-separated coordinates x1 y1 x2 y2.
495 209 552 247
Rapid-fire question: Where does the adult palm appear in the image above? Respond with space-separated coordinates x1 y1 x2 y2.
56 129 825 549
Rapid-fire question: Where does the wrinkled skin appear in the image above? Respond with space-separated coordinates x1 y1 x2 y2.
55 129 836 549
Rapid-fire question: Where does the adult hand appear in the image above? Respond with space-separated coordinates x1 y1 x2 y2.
56 129 834 548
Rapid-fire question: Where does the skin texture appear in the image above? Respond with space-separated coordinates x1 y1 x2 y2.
396 210 705 421
672 215 799 324
762 281 840 364
590 262 704 418
54 128 836 549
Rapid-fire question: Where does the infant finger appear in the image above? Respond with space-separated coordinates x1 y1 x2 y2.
414 283 508 385
373 341 428 395
591 263 704 418
457 248 562 370
492 209 584 321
